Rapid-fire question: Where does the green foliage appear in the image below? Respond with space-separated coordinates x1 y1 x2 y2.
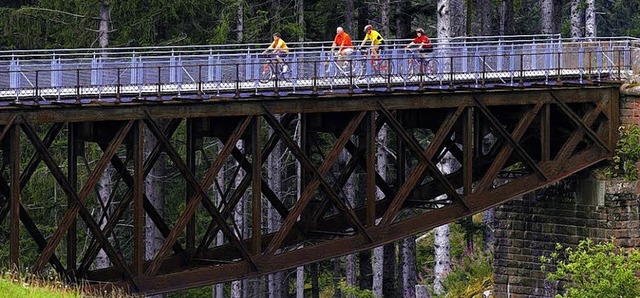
593 124 640 181
337 280 375 298
614 124 640 180
434 247 494 298
540 238 640 298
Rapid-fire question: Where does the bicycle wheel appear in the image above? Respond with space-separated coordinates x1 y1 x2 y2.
377 60 394 77
351 61 365 80
276 64 291 82
398 59 415 80
423 59 439 79
259 64 274 83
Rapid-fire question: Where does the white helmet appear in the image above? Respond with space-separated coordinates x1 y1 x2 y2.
363 25 373 32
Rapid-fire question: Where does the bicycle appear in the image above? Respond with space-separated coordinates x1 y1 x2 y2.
398 49 439 80
359 47 394 77
259 54 291 83
324 51 364 81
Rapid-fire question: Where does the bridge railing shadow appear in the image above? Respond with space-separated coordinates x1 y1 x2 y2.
0 35 636 103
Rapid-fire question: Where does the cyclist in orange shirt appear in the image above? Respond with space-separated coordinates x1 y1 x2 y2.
262 32 290 72
331 27 354 64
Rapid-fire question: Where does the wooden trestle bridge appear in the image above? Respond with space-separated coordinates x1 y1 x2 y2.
0 34 631 294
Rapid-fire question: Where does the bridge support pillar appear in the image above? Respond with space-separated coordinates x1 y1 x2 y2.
493 178 639 297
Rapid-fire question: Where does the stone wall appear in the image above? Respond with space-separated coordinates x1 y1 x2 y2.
493 179 639 297
620 96 640 126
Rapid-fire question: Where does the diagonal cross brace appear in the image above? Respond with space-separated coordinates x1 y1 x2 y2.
143 113 255 276
262 108 371 255
27 119 136 287
474 101 544 193
549 91 611 153
377 103 468 225
472 95 548 181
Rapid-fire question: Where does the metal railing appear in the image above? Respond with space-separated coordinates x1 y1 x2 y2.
0 34 636 102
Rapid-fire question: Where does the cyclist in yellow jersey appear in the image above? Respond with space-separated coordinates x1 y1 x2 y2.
359 25 384 60
262 32 290 72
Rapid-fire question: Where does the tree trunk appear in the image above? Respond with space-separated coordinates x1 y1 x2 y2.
382 242 397 298
214 166 226 298
95 165 115 269
499 0 514 35
483 208 495 253
345 0 355 37
381 0 391 38
540 0 554 34
570 0 583 38
373 125 388 298
433 225 450 295
373 246 384 297
476 0 491 35
231 141 246 298
144 126 167 298
585 0 596 38
296 0 305 41
99 0 109 48
438 0 451 39
333 258 342 298
401 236 417 298
359 250 373 291
395 0 412 38
311 263 320 298
433 153 456 295
296 266 304 298
236 1 243 42
268 122 285 298
450 0 465 37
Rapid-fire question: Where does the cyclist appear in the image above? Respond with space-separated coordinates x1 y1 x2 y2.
405 28 433 59
359 24 384 62
331 27 354 65
262 32 290 73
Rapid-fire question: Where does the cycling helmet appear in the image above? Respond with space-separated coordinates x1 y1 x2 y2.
364 25 373 32
416 28 425 34
273 32 281 38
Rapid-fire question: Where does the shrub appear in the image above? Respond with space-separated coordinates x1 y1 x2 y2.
540 238 640 298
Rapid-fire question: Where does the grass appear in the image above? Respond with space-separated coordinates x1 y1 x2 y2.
0 272 80 298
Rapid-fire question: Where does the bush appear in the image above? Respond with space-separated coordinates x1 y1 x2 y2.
540 238 640 298
434 247 493 298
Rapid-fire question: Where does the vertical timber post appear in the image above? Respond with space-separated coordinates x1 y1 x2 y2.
463 107 473 196
366 111 376 227
10 124 20 269
67 123 78 277
133 120 144 276
186 118 196 254
541 104 550 162
252 117 262 255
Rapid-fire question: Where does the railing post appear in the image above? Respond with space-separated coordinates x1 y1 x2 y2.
76 69 81 104
556 52 562 85
348 57 354 94
197 65 203 100
449 56 454 89
617 49 622 80
587 51 593 83
386 56 391 91
34 70 40 106
115 68 121 103
156 67 162 100
235 63 240 99
274 62 280 96
519 54 524 87
481 55 486 88
312 60 318 95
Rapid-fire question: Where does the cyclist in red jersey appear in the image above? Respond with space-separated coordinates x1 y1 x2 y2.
406 28 433 58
